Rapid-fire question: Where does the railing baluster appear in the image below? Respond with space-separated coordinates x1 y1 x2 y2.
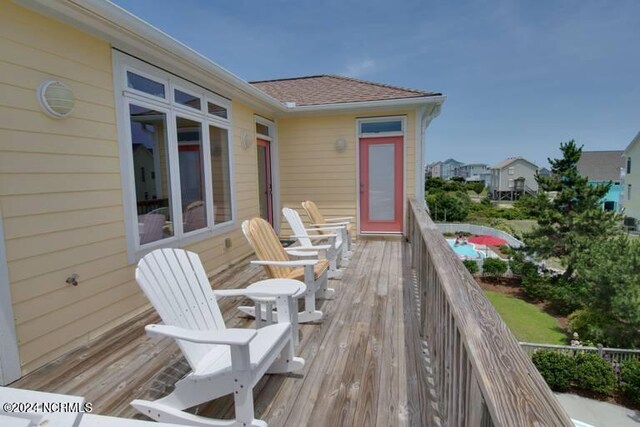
406 198 573 427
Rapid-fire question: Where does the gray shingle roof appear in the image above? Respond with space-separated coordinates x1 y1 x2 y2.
577 151 625 181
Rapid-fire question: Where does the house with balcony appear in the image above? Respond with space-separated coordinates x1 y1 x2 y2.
577 150 625 212
0 0 574 426
455 163 491 185
489 157 539 200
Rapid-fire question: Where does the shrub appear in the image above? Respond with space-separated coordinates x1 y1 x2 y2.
620 359 640 404
482 258 508 277
532 350 576 392
462 260 479 275
426 191 470 222
574 353 616 395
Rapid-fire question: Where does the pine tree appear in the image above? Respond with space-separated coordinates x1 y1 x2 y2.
524 140 621 277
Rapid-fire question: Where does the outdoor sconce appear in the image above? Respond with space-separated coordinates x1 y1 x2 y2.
240 131 251 150
335 138 347 152
37 80 75 118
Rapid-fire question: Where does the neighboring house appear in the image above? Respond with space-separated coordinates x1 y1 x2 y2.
0 0 445 382
430 161 443 178
577 150 625 212
440 158 464 180
489 157 539 200
455 163 491 184
623 132 640 221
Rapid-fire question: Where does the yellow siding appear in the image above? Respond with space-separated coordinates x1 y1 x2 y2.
277 111 416 233
0 1 262 374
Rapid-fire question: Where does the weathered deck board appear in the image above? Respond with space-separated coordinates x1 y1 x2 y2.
11 239 430 426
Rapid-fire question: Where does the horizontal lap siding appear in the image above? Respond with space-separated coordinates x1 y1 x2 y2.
277 111 416 234
0 2 260 375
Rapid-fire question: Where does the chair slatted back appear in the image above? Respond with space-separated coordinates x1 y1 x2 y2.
136 248 225 369
282 208 312 248
245 218 292 278
302 200 328 235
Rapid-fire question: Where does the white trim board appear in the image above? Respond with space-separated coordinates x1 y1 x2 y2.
0 208 21 385
254 116 281 233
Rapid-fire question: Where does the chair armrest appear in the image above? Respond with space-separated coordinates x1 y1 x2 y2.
291 234 338 239
214 287 302 299
310 222 350 227
145 324 256 345
251 259 318 267
286 244 332 251
325 216 354 222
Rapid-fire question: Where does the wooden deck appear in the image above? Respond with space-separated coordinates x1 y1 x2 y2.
12 238 431 426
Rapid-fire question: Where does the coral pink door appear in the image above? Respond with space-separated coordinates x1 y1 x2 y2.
359 136 403 232
257 139 273 225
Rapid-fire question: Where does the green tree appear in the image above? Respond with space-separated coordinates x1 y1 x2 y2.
426 191 470 222
482 258 508 277
524 140 621 278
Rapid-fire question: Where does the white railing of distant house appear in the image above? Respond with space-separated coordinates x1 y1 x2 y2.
435 223 525 248
407 198 572 427
520 342 640 365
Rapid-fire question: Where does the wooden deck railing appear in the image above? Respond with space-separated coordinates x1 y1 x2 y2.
406 198 573 427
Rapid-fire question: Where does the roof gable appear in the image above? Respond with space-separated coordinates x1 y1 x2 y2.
250 75 441 107
491 157 538 170
624 131 640 156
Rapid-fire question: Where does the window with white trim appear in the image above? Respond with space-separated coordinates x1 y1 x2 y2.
115 52 234 256
508 167 515 175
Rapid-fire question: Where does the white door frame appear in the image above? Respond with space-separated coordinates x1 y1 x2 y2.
0 208 21 384
255 115 281 233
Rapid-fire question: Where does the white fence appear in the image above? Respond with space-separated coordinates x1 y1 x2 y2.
436 223 525 248
520 342 640 364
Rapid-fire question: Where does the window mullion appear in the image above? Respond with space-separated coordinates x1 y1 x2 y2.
202 123 214 229
167 110 184 239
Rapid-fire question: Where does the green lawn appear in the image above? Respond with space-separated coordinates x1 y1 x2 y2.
484 290 567 345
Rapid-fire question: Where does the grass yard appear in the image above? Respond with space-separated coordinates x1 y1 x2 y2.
484 290 567 345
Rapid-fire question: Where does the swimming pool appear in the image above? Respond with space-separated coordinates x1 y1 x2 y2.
446 239 486 259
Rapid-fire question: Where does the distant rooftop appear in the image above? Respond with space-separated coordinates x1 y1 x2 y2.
491 157 538 169
577 150 624 182
250 74 441 106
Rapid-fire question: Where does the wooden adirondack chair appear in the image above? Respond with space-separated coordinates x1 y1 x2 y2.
282 207 345 278
131 248 304 427
301 200 353 254
241 218 333 323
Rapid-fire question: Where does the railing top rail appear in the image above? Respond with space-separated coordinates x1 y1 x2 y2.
408 198 573 427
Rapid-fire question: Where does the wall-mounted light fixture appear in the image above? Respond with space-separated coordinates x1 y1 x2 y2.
37 80 75 118
240 131 251 150
335 138 347 152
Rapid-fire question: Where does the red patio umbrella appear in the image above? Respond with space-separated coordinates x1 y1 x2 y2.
467 235 507 246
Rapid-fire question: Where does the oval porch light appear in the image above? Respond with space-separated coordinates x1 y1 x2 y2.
335 138 347 152
37 80 75 118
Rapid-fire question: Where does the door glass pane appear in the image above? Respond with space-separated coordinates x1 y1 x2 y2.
209 125 232 224
129 104 173 245
127 71 165 98
175 89 201 110
369 144 395 221
257 144 270 222
176 117 207 233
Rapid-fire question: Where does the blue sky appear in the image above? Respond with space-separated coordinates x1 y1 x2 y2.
112 0 640 167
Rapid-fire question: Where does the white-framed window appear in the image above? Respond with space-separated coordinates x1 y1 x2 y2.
358 116 404 136
508 179 514 188
114 51 235 261
628 157 632 174
508 167 515 175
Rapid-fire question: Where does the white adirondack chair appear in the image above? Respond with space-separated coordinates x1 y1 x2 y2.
282 207 345 279
132 248 305 427
301 200 354 255
241 218 333 323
